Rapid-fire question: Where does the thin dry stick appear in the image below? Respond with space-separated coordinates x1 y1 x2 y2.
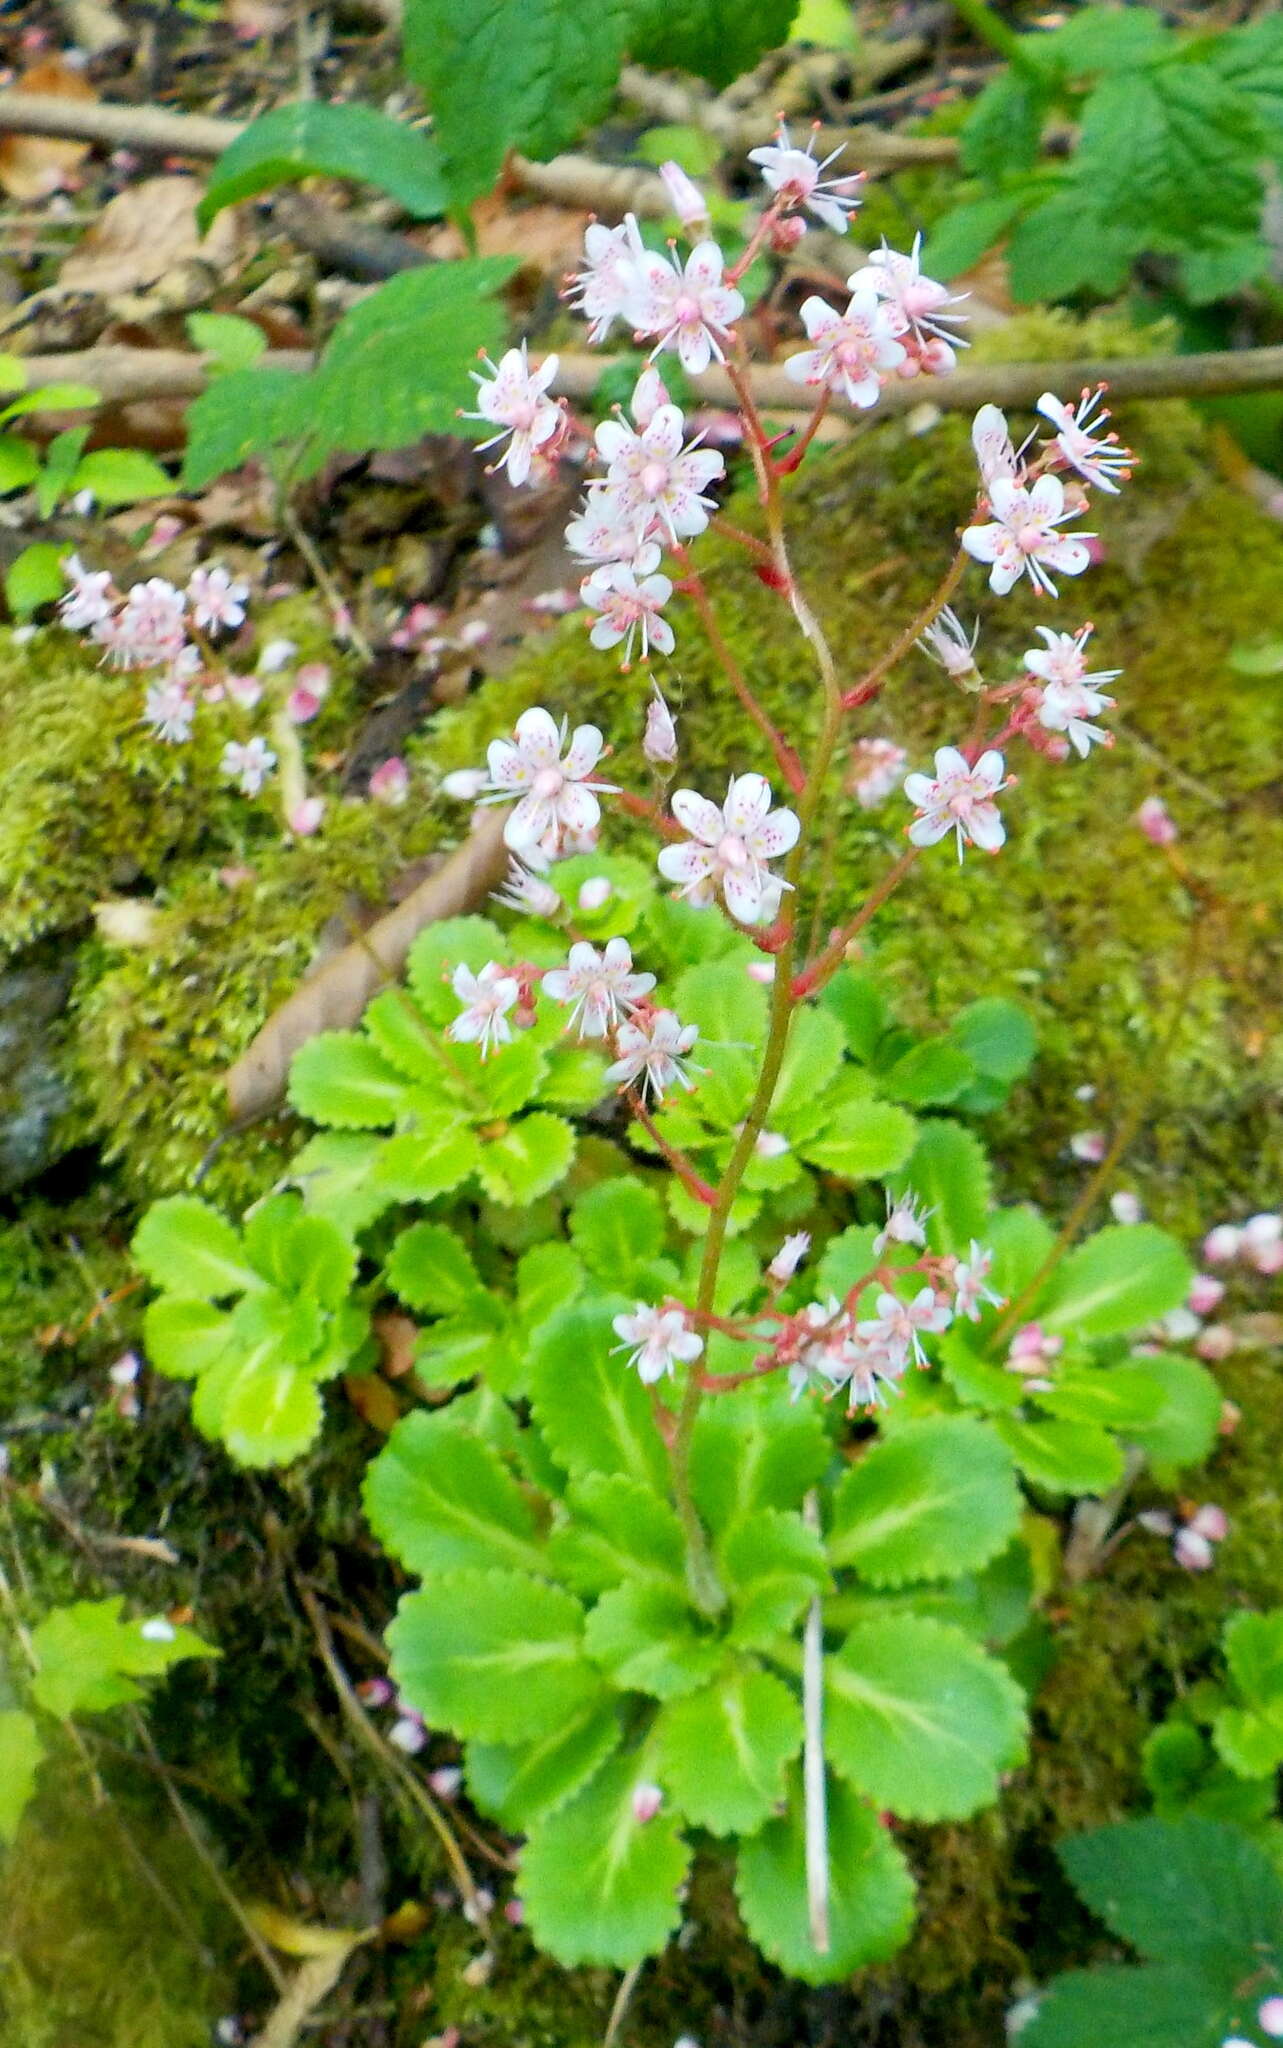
801 1491 830 1955
275 489 375 663
602 1959 644 2048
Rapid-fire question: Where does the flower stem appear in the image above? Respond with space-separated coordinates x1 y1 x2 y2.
947 0 1044 74
840 547 967 708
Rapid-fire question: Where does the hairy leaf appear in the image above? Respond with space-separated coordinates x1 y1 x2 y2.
519 1752 690 1968
827 1416 1022 1585
655 1663 802 1834
385 1222 484 1316
388 1569 597 1743
799 1096 917 1181
1022 1962 1235 2048
143 1296 233 1382
288 1032 409 1129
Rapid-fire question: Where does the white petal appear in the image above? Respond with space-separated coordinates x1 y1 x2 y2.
908 813 952 846
722 773 772 835
558 784 601 835
658 842 716 885
670 788 724 844
961 522 1001 564
513 706 562 768
723 866 764 924
967 804 1006 852
564 723 605 778
933 746 969 779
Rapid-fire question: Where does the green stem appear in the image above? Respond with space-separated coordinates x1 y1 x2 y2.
947 0 1043 74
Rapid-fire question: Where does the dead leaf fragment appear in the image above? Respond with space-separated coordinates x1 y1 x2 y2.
59 176 244 297
0 58 96 200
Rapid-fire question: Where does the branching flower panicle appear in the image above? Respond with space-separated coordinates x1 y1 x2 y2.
748 121 865 234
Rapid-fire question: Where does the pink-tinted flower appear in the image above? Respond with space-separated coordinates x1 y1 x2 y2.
629 365 670 430
1069 1129 1107 1163
971 404 1020 488
658 772 800 925
1037 386 1134 495
187 564 249 632
447 960 520 1059
1173 1527 1215 1572
258 637 297 675
1188 1273 1225 1316
746 960 775 984
754 1129 790 1159
464 343 562 488
1189 1504 1229 1543
220 735 276 795
919 606 980 686
59 555 115 630
389 1713 427 1754
286 667 330 723
369 757 409 806
441 767 488 802
848 235 968 368
644 684 679 766
783 287 905 408
904 746 1008 859
564 485 663 577
1202 1222 1241 1264
567 214 647 343
1137 793 1179 845
658 161 709 232
769 1232 811 1285
595 404 725 542
629 240 744 374
963 474 1095 597
226 672 263 710
1007 1322 1062 1391
492 858 561 918
1109 1190 1142 1225
143 679 195 744
480 705 615 858
611 1303 703 1384
858 1286 952 1366
582 564 674 664
288 797 324 837
875 1191 931 1255
748 122 864 235
577 877 613 911
97 576 187 668
1242 1212 1283 1273
631 1780 665 1824
356 1676 395 1708
1257 1996 1283 2039
849 736 907 809
605 1009 700 1101
953 1241 1003 1321
543 938 654 1038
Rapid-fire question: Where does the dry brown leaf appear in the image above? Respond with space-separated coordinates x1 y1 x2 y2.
343 1370 402 1433
373 1311 419 1380
58 176 244 296
421 192 585 276
0 58 96 201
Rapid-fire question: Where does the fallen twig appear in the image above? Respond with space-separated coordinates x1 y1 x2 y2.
617 63 959 169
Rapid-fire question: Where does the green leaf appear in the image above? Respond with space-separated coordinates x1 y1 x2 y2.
1178 234 1267 304
1022 1962 1237 2048
1205 14 1283 162
994 1414 1124 1495
1057 1814 1283 1967
1212 1704 1283 1780
547 1473 685 1596
6 541 71 618
0 433 39 494
388 1569 598 1743
1039 4 1173 72
636 122 723 173
0 382 98 420
407 916 509 1022
960 69 1048 179
879 1039 976 1109
1223 1609 1283 1711
530 1297 668 1489
655 1663 802 1834
923 192 1033 281
1039 1362 1166 1431
891 1120 991 1253
519 1752 690 1968
369 1125 479 1203
570 1179 665 1285
949 997 1036 1084
771 1006 846 1135
29 1597 217 1719
362 1411 545 1576
143 1296 233 1381
35 425 88 517
0 1712 44 1844
187 310 267 371
242 1197 354 1308
134 1197 258 1300
1072 65 1265 251
476 1112 576 1205
287 1031 409 1129
735 1769 916 1984
628 0 801 92
985 1204 1055 1301
198 99 446 231
673 959 767 1126
1040 1224 1192 1338
70 448 171 506
827 1416 1023 1585
689 1386 829 1538
800 1096 917 1181
466 1701 622 1829
292 1131 391 1235
720 1508 828 1649
415 1307 506 1389
1006 192 1136 301
385 1222 483 1316
825 1615 1027 1820
820 969 886 1062
192 1347 324 1466
815 1223 880 1301
181 365 314 488
516 1242 585 1334
584 1582 722 1699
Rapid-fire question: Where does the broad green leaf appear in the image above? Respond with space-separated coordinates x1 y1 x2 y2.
879 1039 975 1108
939 1328 1025 1413
362 1411 545 1576
0 1712 44 1844
1058 1815 1283 1967
689 1386 829 1537
827 1416 1023 1585
0 433 39 495
198 100 446 230
948 997 1036 1083
292 1131 391 1235
143 1296 233 1381
243 1198 355 1309
466 1700 621 1830
735 1769 916 1984
388 1569 597 1743
476 1112 576 1205
547 1473 685 1596
985 1204 1055 1301
181 365 315 488
771 1006 846 1135
407 916 509 1022
815 1223 880 1301
1022 1962 1237 2048
536 1042 608 1110
960 69 1048 179
1212 1705 1283 1780
517 1241 585 1332
416 1307 507 1389
519 1752 690 1968
673 959 767 1126
1223 1609 1283 1711
385 1222 483 1315
718 1508 828 1649
1071 65 1265 253
890 1120 991 1253
1179 233 1267 305
29 1598 217 1719
70 448 171 506
1040 4 1173 71
820 969 887 1062
825 1615 1027 1820
1040 1225 1192 1338
655 1664 801 1834
583 1582 722 1699
187 310 267 370
288 1032 409 1129
800 1096 916 1182
529 1296 668 1490
628 0 802 91
1006 192 1135 301
368 1125 479 1202
35 425 88 517
192 1347 324 1466
923 192 1033 282
5 541 67 618
134 1197 258 1300
1205 13 1283 162
570 1179 665 1285
1039 1363 1166 1431
360 987 452 1086
994 1415 1124 1495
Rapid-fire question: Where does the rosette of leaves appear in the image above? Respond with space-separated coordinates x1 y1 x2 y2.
1023 1816 1283 2047
1142 1609 1283 1843
133 1192 371 1465
366 1281 1032 1981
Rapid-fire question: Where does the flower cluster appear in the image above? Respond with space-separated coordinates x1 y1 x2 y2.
785 237 967 407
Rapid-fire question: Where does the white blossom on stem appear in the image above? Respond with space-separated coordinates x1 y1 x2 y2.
220 735 276 796
918 606 980 686
582 564 675 664
480 705 615 857
97 577 187 668
644 684 679 766
143 680 195 744
857 1286 952 1366
187 564 249 632
953 1240 1004 1321
492 858 562 918
904 747 1009 859
447 960 520 1059
783 288 906 408
463 344 562 488
769 1232 811 1285
1037 386 1134 495
611 1303 703 1385
564 485 663 577
848 736 907 809
543 938 655 1038
747 122 865 234
658 772 800 925
595 405 725 542
658 160 710 233
874 1190 932 1254
567 215 647 342
605 1009 700 1101
629 241 744 374
1025 626 1119 756
59 556 115 630
971 403 1021 489
1035 675 1115 757
962 474 1095 597
848 235 968 369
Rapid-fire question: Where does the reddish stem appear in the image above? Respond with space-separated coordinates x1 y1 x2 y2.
627 1091 718 1206
840 548 968 709
791 848 921 999
774 390 832 476
680 567 806 794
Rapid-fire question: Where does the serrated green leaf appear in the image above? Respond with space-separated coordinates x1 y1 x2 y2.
570 1179 665 1285
368 1125 479 1202
536 1041 608 1110
192 1347 324 1466
827 1416 1022 1584
825 1614 1027 1820
476 1113 575 1206
389 1569 596 1742
922 191 1034 282
800 1095 917 1181
735 1768 916 1984
994 1414 1124 1495
1212 1705 1283 1780
243 1197 355 1309
719 1508 828 1649
1072 64 1265 252
292 1131 392 1235
1039 1362 1166 1431
771 1006 846 1136
181 365 315 488
689 1386 829 1538
1022 1962 1235 2048
466 1700 621 1830
547 1473 685 1596
949 997 1036 1082
939 1328 1025 1412
629 0 801 91
71 448 171 506
143 1296 233 1381
407 916 509 1021
960 69 1048 179
187 310 267 371
362 1410 545 1576
985 1204 1055 1301
584 1582 722 1699
1224 1609 1283 1710
1058 1815 1283 1966
529 1296 668 1489
29 1598 217 1719
1006 192 1136 301
1178 233 1267 304
134 1197 258 1300
359 987 451 1085
891 1120 991 1253
655 1664 801 1834
1205 13 1283 162
1039 5 1173 72
519 1751 690 1968
0 1711 43 1844
1040 1224 1192 1338
879 1039 976 1108
673 958 767 1126
198 99 446 230
385 1222 483 1316
517 1241 585 1332
820 969 887 1062
288 1031 409 1129
815 1222 880 1300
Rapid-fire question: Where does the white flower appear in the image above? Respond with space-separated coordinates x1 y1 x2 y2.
963 474 1095 598
748 122 865 235
369 757 409 805
96 576 187 668
220 735 276 796
143 680 195 744
564 483 663 577
140 1616 176 1642
567 214 647 343
1037 385 1134 494
953 1240 1003 1322
783 287 905 408
1036 678 1115 758
769 1232 811 1284
543 938 655 1038
1024 623 1120 693
848 235 968 364
1027 626 1119 757
605 1009 700 1101
644 684 679 766
480 705 615 858
582 564 674 664
844 1330 909 1411
187 564 248 632
904 747 1008 859
612 1303 703 1385
594 405 725 542
463 343 562 488
858 1286 952 1366
918 606 980 684
59 555 115 630
848 736 907 809
874 1191 931 1255
971 404 1020 487
447 960 520 1059
492 858 562 918
629 365 670 430
257 636 297 674
657 772 800 924
628 240 744 375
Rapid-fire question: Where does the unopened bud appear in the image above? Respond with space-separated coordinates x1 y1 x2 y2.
1069 1129 1107 1163
1187 1274 1225 1316
1258 1996 1283 2038
631 1782 663 1824
769 213 808 254
1173 1527 1214 1572
370 756 410 806
1197 1324 1236 1362
644 686 679 767
1203 1223 1242 1264
287 797 325 838
578 877 613 912
658 161 710 233
631 365 670 430
1187 1504 1228 1543
768 1232 810 1284
1136 794 1178 845
746 959 775 984
257 637 297 675
1109 1190 1142 1224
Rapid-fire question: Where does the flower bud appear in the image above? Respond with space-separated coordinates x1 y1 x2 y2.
1069 1130 1107 1163
1187 1274 1225 1316
1202 1223 1242 1264
1109 1190 1142 1224
631 1782 663 1824
1197 1324 1236 1362
644 686 679 767
257 636 297 675
442 768 488 800
370 757 410 806
287 797 325 837
1187 1504 1228 1543
768 1232 810 1284
631 366 670 429
769 213 808 254
1136 794 1178 845
389 1714 427 1754
578 876 613 911
659 161 710 234
746 959 775 984
1173 1527 1214 1572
